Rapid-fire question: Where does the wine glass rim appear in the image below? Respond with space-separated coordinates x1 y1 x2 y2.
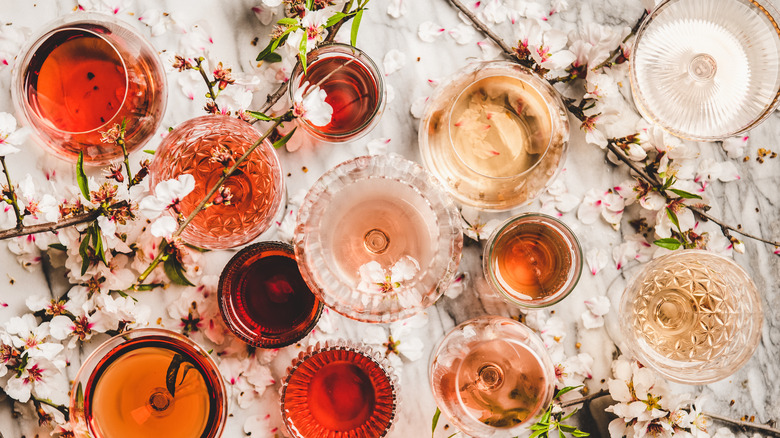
483 213 583 308
288 43 386 141
630 0 780 141
446 61 555 181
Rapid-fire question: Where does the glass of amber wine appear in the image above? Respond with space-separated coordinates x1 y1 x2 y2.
281 340 398 437
430 316 555 437
484 213 582 308
12 12 167 165
149 114 285 250
70 328 227 438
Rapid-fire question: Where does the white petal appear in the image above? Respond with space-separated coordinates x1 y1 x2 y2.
387 0 407 18
300 84 334 127
150 216 178 238
585 248 608 275
362 325 388 345
584 295 611 316
448 23 476 45
391 256 420 282
0 143 20 156
397 337 424 361
5 375 31 402
410 96 429 119
383 49 406 76
49 315 73 340
418 21 445 42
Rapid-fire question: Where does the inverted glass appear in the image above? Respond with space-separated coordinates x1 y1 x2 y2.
618 250 763 384
149 115 285 249
631 0 780 140
294 154 463 323
69 328 226 438
419 61 570 210
12 12 167 165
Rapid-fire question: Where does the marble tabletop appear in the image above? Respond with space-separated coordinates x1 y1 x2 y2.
0 0 778 437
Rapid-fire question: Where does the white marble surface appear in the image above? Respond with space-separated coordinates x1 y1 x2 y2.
0 0 778 437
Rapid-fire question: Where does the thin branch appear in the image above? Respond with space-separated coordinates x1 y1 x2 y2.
448 0 516 57
559 389 609 408
705 412 780 437
1 156 23 229
195 58 220 113
0 202 127 241
591 10 648 71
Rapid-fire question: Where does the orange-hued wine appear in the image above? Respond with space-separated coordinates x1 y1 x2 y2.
281 344 397 437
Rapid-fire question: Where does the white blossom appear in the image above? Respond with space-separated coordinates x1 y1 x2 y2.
357 256 420 295
293 82 333 127
0 112 23 155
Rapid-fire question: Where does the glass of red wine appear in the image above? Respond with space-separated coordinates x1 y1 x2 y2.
12 13 167 165
281 340 398 437
288 43 385 143
218 241 323 348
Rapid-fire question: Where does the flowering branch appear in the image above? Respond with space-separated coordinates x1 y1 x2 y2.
447 0 516 58
0 156 23 229
705 412 780 437
559 389 609 408
0 204 123 240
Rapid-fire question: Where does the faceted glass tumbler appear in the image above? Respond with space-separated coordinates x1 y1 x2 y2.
149 115 285 249
631 0 780 140
618 250 763 384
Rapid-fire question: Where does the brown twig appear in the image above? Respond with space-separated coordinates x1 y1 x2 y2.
448 0 516 58
591 10 648 71
0 202 127 241
559 389 609 408
195 58 220 113
1 156 23 229
705 412 780 437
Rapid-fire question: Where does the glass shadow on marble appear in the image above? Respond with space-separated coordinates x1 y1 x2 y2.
70 328 227 438
12 12 167 165
149 114 285 250
631 0 780 141
430 315 555 438
280 340 398 438
483 213 583 308
419 61 570 210
294 154 463 323
288 43 385 143
616 250 763 384
218 241 323 348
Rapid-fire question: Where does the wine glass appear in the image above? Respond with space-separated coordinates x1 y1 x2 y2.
289 43 385 143
419 61 570 210
430 316 555 437
280 340 399 437
149 114 285 250
631 0 780 140
483 213 583 308
294 154 463 323
218 241 323 348
617 250 763 384
70 328 226 438
12 12 167 165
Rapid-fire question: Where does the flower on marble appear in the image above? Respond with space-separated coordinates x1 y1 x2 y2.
514 19 576 74
613 234 654 270
293 81 333 127
418 21 446 42
5 356 69 404
721 135 748 159
577 188 625 230
361 313 427 370
585 247 608 275
219 354 275 408
581 295 610 329
0 112 24 156
387 0 407 18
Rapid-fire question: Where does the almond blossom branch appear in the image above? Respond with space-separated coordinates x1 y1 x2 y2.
194 57 220 113
447 0 516 57
591 10 648 72
705 412 780 437
1 156 23 229
558 389 609 408
0 201 128 240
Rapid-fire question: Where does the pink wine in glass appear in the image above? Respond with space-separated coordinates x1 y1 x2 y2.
70 329 226 438
289 43 384 142
14 14 167 164
219 242 323 348
281 342 398 437
149 115 285 250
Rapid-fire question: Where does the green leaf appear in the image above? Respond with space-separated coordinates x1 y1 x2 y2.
79 231 91 276
166 353 185 397
256 32 291 62
143 149 155 155
654 238 682 250
558 429 566 438
76 152 90 201
276 17 298 26
75 382 84 412
446 434 459 438
555 385 582 399
48 243 67 251
431 407 441 436
306 0 314 8
530 429 547 438
559 424 577 432
133 283 163 291
92 223 107 266
272 127 297 149
665 207 681 232
163 255 195 287
531 423 550 430
264 52 283 63
350 8 364 46
326 12 347 28
246 110 275 121
299 33 308 74
670 188 702 200
572 430 590 437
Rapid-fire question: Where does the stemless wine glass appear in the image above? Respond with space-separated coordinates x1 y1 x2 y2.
149 114 285 249
617 250 763 384
419 61 570 210
430 316 555 437
288 43 385 143
218 241 323 348
12 12 167 165
70 328 227 438
631 0 780 140
294 154 463 323
483 213 582 308
280 340 399 438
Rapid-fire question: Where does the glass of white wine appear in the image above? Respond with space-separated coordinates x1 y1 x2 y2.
618 250 763 384
631 0 780 140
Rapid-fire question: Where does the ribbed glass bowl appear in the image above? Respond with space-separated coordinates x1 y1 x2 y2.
631 0 780 140
294 154 463 323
